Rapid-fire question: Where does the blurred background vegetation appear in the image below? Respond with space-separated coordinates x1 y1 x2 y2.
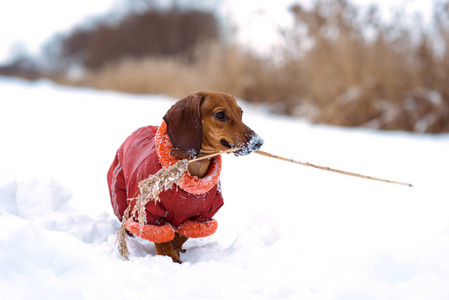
1 0 449 133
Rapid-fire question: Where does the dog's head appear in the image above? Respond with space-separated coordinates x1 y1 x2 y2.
163 92 263 158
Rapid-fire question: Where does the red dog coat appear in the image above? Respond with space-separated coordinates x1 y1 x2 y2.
107 121 223 242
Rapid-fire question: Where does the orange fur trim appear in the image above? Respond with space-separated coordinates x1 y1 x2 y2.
126 220 175 243
155 121 222 195
176 219 218 238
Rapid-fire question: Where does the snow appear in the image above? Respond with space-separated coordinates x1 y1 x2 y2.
1 76 449 299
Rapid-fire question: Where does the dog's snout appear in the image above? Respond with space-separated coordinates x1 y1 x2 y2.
234 133 264 156
250 134 264 151
247 134 264 151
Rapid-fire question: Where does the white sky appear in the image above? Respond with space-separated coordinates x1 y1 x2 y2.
0 0 115 62
0 0 434 64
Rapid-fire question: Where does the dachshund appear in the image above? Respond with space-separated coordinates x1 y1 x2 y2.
107 91 263 262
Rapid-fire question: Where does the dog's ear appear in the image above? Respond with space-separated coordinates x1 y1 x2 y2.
163 93 203 157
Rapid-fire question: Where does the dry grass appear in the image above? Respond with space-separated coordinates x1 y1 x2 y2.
63 0 449 133
285 0 449 132
83 43 258 98
116 159 189 259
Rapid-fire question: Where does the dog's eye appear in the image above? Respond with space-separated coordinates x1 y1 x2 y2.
215 111 227 121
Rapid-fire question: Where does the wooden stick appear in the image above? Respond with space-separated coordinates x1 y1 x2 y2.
188 148 241 163
187 148 413 187
255 150 413 187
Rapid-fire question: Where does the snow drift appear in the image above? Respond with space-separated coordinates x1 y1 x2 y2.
1 77 449 300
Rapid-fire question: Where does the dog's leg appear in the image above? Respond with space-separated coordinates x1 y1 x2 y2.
125 228 134 238
171 232 189 254
154 242 182 263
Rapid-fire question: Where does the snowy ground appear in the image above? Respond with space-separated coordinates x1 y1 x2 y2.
1 76 449 300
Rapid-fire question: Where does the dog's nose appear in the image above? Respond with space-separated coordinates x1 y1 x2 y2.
234 134 264 156
249 134 264 151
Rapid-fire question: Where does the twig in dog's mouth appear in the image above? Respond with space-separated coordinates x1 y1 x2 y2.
188 147 241 162
254 150 413 187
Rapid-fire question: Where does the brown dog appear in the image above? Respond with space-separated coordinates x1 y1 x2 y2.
108 91 263 262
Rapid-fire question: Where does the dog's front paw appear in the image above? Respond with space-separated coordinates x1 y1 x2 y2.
154 242 182 263
172 232 189 255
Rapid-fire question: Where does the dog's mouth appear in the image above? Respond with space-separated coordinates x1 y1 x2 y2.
221 135 264 156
